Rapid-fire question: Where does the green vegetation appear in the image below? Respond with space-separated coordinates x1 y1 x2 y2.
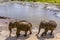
11 0 60 3
18 0 60 3
36 0 59 3
27 0 60 4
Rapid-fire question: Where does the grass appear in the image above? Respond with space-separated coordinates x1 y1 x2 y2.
10 0 60 4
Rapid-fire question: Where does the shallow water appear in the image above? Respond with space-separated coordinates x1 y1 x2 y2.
0 3 45 25
0 2 60 26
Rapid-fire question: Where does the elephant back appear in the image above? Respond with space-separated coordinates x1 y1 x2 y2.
46 20 57 30
48 20 57 26
19 20 32 27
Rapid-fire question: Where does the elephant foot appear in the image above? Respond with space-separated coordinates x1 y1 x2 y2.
35 34 39 37
41 32 46 37
24 34 27 37
49 33 53 36
41 33 44 37
16 34 20 37
30 32 32 34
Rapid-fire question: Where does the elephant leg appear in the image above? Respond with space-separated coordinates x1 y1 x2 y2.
37 27 41 35
41 29 48 36
24 30 28 36
29 28 32 34
36 27 41 36
9 28 12 37
16 29 20 37
50 29 53 35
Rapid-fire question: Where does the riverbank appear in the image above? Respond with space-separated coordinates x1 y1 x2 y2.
0 19 60 40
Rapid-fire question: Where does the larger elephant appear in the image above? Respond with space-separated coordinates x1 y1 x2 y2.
16 20 32 37
8 20 32 37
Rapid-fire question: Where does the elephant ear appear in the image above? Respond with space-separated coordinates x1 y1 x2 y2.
13 21 19 26
9 22 13 26
28 22 32 27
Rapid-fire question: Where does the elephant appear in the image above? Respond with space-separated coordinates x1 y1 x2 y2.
8 20 32 37
37 20 57 36
16 20 32 37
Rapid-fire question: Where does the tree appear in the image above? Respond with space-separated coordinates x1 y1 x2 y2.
18 0 25 1
32 0 36 2
54 0 56 3
11 0 14 1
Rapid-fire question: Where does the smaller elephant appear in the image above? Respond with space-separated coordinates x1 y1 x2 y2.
14 20 32 37
37 20 57 36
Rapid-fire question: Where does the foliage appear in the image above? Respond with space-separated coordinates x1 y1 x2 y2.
11 0 60 3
